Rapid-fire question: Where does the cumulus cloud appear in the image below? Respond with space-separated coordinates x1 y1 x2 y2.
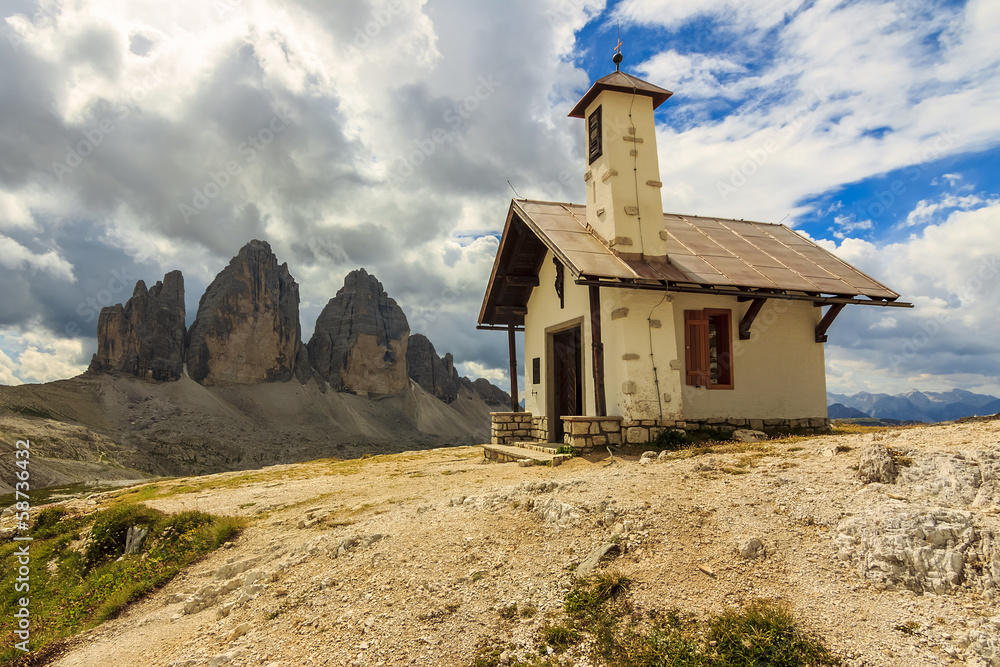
821 199 1000 394
0 0 998 399
903 193 997 227
0 323 88 384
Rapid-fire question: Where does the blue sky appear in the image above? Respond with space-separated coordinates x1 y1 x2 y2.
0 0 998 398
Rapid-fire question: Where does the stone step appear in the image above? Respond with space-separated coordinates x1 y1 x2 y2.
482 444 568 467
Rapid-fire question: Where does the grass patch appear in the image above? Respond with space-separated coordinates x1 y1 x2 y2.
471 577 839 667
0 502 247 664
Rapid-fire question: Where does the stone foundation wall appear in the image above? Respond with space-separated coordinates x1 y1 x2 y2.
490 412 831 450
530 416 549 441
561 416 623 449
490 412 534 445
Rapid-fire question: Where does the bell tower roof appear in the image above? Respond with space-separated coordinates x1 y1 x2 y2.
568 70 673 118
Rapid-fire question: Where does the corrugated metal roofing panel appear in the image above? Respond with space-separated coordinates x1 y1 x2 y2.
502 199 901 300
703 256 778 289
566 250 636 278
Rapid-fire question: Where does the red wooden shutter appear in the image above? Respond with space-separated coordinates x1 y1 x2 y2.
684 310 710 386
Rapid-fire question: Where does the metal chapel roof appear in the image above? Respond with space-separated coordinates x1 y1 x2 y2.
478 199 908 328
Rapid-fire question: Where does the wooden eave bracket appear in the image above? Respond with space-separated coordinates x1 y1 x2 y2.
815 303 846 343
738 298 767 340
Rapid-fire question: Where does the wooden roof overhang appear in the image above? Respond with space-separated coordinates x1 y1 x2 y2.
479 200 913 336
477 201 549 330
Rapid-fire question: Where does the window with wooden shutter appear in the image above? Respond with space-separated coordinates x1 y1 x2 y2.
588 106 602 164
704 308 734 389
684 310 710 386
685 308 734 389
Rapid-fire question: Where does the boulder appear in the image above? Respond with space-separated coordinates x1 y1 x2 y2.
737 536 765 560
732 429 769 442
185 240 304 385
857 442 897 484
575 543 620 577
89 270 186 381
307 269 410 395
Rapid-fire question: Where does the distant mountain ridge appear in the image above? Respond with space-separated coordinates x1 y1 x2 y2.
828 389 1000 423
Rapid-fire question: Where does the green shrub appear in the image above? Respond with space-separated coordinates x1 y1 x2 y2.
555 445 576 456
84 504 162 570
32 507 69 538
540 622 579 652
708 599 839 666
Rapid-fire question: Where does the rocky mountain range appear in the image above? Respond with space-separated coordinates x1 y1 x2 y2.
87 239 508 408
828 389 1000 423
0 240 510 487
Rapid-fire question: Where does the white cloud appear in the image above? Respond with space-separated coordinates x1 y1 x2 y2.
639 0 1000 225
0 234 76 282
819 199 1000 394
0 324 88 384
615 0 806 31
639 50 751 100
457 360 509 387
0 348 24 386
903 193 996 227
830 214 873 239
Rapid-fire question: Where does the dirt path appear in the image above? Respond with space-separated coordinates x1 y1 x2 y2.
43 420 1000 666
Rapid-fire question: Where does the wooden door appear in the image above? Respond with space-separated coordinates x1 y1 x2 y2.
552 327 582 442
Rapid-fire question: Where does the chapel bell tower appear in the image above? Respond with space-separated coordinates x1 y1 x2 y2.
568 53 672 261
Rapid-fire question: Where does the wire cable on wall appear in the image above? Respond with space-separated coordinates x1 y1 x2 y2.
647 291 670 421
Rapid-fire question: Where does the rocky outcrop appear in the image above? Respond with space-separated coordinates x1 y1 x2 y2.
407 333 511 408
406 334 461 403
185 240 304 385
88 271 186 381
307 269 410 395
469 377 511 409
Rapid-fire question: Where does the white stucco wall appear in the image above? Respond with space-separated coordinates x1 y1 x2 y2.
524 253 828 426
523 252 594 419
583 92 667 258
599 287 683 421
671 293 828 420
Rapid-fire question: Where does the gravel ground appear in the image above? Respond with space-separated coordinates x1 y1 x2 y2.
31 418 1000 667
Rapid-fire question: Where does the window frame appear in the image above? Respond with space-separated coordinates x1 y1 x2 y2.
684 308 734 390
588 106 602 164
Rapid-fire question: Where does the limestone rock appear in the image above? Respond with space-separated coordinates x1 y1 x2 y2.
185 240 304 385
576 543 620 577
407 333 512 408
858 441 897 484
732 429 768 442
406 333 460 403
737 536 765 559
470 377 512 409
89 271 186 381
308 269 410 395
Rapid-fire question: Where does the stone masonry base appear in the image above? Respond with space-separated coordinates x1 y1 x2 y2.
490 412 831 451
